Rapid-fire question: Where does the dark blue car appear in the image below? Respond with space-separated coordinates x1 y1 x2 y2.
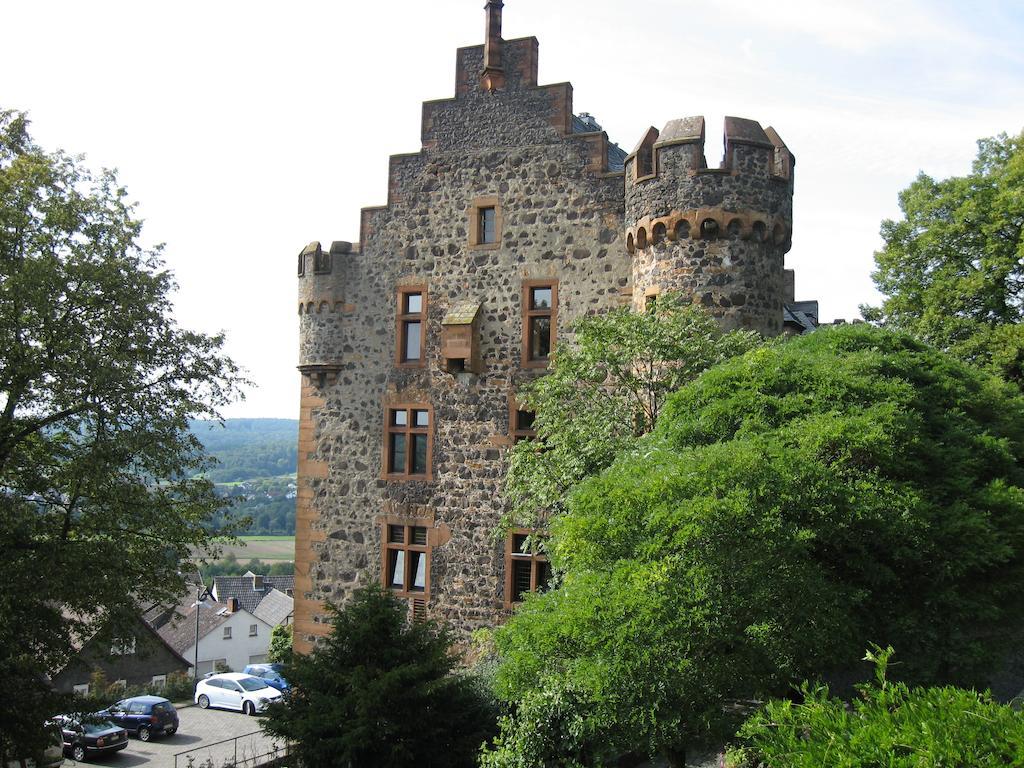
242 663 290 692
99 695 179 741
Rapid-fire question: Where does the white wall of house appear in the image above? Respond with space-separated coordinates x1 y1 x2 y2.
180 608 275 676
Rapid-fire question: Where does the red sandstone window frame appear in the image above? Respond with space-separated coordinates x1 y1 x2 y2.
509 395 537 444
468 196 502 250
381 518 432 600
504 529 551 608
521 280 558 369
395 285 428 367
382 404 433 481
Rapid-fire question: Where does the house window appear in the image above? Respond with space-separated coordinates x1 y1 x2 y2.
223 627 232 640
383 522 430 597
73 683 89 696
110 637 136 656
151 675 167 688
249 624 258 637
522 281 557 367
504 530 551 608
383 406 432 479
479 207 497 244
396 286 427 365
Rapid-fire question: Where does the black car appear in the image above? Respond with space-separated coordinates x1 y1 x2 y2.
99 696 179 741
54 715 127 762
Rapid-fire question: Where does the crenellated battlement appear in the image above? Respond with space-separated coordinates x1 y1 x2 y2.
624 115 795 336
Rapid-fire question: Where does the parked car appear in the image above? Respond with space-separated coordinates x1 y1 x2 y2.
53 716 127 762
242 663 290 692
98 696 179 741
194 673 283 715
3 722 65 767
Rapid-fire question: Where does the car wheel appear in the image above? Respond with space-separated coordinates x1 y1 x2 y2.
242 700 255 716
167 727 177 736
71 743 87 762
198 694 210 709
138 726 151 742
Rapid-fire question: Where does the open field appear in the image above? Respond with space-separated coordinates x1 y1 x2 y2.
215 535 295 561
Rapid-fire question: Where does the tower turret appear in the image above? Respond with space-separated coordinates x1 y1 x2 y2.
624 116 794 336
297 240 352 383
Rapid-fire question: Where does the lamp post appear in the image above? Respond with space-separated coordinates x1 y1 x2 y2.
192 569 212 680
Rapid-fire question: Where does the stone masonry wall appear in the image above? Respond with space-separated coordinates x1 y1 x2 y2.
294 45 629 648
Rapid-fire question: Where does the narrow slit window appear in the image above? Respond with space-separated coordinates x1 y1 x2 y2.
479 207 497 244
397 287 426 365
511 401 537 444
523 282 557 367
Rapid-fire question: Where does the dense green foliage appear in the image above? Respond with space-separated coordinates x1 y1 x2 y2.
268 623 293 664
0 110 244 759
190 418 297 482
728 647 1024 767
506 296 761 528
198 553 294 580
485 325 1024 766
863 131 1024 389
262 586 496 768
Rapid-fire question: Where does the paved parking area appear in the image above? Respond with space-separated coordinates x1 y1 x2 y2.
65 705 287 768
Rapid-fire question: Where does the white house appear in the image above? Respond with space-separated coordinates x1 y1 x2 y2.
155 583 291 676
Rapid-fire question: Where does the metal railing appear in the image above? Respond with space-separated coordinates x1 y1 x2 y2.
173 730 291 768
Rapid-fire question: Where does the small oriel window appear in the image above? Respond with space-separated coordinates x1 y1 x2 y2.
479 207 497 244
384 523 430 596
385 406 432 479
523 282 557 367
505 531 551 607
397 287 426 365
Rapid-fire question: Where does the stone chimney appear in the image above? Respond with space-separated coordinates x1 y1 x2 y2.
481 0 505 91
227 597 239 613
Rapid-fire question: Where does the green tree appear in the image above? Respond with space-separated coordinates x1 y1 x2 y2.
728 647 1024 767
267 623 293 664
506 295 761 528
0 109 244 759
262 586 496 768
484 325 1024 766
863 131 1024 388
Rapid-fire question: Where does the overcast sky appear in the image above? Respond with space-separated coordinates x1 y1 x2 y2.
3 0 1023 418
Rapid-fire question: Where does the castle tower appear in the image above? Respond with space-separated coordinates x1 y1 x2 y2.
623 116 795 336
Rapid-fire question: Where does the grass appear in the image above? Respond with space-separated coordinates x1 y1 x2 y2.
208 535 295 561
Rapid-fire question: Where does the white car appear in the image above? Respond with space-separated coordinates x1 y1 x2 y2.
194 673 283 715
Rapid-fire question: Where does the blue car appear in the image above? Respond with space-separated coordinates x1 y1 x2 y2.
242 663 290 692
98 696 179 741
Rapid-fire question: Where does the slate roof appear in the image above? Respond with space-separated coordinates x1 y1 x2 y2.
154 597 237 656
251 588 294 627
212 575 294 615
572 113 627 173
784 304 819 334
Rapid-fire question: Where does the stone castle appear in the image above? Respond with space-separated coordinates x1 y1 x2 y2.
293 2 817 652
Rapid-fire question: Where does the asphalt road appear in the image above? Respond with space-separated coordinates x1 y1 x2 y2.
64 705 286 768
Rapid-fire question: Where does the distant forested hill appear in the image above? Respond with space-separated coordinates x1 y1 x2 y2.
190 419 299 538
190 418 298 482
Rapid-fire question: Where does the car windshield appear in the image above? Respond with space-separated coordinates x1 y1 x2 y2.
238 677 269 691
83 720 116 734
